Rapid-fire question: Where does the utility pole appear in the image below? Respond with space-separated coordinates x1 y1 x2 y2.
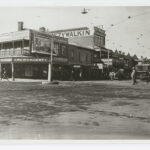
108 49 110 64
108 49 110 70
48 35 54 82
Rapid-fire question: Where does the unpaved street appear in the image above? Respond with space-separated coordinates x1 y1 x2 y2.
0 80 150 139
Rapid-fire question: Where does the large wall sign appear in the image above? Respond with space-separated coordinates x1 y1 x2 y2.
51 27 91 38
32 32 51 54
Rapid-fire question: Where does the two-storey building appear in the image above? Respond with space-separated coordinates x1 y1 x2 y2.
51 26 109 80
0 22 68 80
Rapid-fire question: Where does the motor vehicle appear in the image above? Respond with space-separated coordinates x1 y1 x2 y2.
135 64 150 80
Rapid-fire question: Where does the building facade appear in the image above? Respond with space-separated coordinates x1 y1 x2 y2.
0 22 69 80
0 22 95 81
0 22 138 81
51 26 109 79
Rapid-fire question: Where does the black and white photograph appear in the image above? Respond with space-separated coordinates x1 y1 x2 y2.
0 1 150 144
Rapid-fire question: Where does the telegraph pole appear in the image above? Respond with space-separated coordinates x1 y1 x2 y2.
48 35 54 82
108 49 110 71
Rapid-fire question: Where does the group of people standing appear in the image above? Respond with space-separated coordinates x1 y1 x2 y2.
108 67 150 85
109 71 116 81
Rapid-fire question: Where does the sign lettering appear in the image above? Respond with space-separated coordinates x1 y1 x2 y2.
52 29 91 38
102 59 112 66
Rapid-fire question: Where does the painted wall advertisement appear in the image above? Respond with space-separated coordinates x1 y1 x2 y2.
32 32 51 54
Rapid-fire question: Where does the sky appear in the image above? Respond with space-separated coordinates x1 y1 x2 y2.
0 6 150 58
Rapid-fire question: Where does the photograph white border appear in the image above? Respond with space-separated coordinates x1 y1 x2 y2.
0 0 150 149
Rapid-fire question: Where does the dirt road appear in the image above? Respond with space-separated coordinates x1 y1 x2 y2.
0 80 150 139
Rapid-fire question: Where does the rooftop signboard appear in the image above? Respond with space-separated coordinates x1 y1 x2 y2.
51 27 91 38
51 26 105 39
51 27 93 38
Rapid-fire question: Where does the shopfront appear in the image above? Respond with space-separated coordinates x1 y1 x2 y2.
0 56 69 80
0 57 49 80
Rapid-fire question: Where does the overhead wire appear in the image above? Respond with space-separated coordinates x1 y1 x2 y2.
106 9 150 31
105 9 150 56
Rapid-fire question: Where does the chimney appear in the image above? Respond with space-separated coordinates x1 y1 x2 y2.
39 27 46 32
18 21 24 31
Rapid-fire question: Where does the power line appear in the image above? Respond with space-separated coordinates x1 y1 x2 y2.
106 10 150 31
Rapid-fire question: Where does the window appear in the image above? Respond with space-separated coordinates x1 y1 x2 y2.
101 37 105 46
94 35 99 46
14 41 22 49
61 45 66 56
86 53 88 63
79 52 81 62
25 66 33 77
24 40 29 47
54 43 59 55
94 35 105 47
71 49 74 59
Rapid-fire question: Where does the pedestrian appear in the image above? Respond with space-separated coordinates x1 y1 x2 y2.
113 71 116 80
131 67 137 85
70 69 75 81
79 70 82 80
2 68 9 81
109 72 113 81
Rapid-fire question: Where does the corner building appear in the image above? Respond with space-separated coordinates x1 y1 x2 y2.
0 22 68 80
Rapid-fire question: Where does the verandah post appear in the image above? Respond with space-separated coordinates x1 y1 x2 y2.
11 59 15 81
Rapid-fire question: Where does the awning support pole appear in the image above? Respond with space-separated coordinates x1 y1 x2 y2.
0 63 1 80
48 35 54 82
11 62 15 81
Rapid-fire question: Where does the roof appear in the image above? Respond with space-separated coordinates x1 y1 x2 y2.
68 35 94 49
31 29 68 42
68 43 94 52
50 27 89 33
0 28 68 44
0 29 30 43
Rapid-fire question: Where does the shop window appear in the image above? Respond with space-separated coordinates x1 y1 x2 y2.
25 66 33 77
